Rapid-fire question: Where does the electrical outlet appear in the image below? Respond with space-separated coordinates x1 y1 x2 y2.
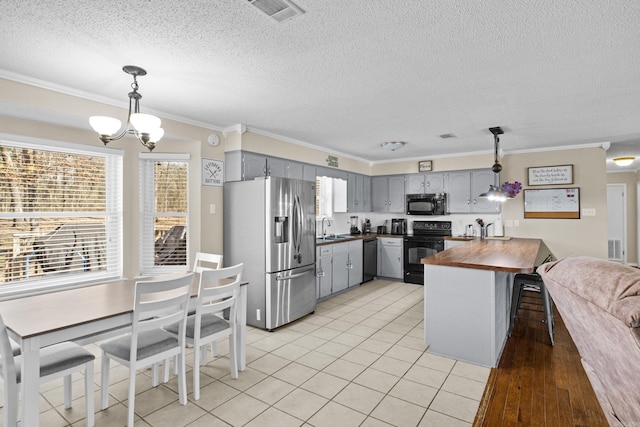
210 204 216 214
582 208 596 216
514 220 520 227
504 220 514 227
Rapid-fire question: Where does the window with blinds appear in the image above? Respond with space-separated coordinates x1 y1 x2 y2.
139 153 190 275
0 140 123 292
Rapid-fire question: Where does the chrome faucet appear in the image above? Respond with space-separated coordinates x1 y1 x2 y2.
321 216 332 238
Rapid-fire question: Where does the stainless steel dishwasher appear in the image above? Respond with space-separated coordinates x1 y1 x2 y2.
363 238 377 282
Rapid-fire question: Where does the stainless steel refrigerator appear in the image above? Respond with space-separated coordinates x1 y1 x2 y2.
224 177 316 330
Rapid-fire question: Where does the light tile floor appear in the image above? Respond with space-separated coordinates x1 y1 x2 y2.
6 279 489 426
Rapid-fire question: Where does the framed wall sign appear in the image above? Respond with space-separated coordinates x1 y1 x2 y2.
524 187 580 219
528 165 573 185
202 158 224 187
418 160 432 172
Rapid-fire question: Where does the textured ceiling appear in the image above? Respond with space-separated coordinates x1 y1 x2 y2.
1 0 639 169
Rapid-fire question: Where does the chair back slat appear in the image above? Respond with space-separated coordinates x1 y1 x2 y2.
196 264 243 320
132 273 194 335
193 252 223 273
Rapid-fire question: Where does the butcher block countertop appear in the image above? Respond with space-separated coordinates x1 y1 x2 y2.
421 237 544 273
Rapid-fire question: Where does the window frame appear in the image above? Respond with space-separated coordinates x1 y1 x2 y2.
0 134 123 299
139 152 190 275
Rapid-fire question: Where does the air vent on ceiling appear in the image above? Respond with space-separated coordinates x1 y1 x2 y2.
439 133 457 139
247 0 305 22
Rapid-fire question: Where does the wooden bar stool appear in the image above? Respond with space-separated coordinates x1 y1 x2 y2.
508 272 555 346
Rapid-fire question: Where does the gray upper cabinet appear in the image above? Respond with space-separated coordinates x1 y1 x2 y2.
286 161 304 180
372 175 405 213
243 152 268 180
405 172 445 194
303 164 316 182
405 174 425 194
471 169 501 213
226 151 306 181
425 173 445 193
347 173 370 213
446 169 500 213
362 176 371 212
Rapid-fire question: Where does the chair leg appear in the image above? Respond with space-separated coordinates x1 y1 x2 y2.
229 333 238 379
163 358 170 383
151 362 158 387
127 366 136 427
200 344 208 365
541 286 555 346
85 361 95 427
4 381 18 427
508 281 523 336
100 353 110 410
178 350 187 405
193 343 201 401
64 374 72 409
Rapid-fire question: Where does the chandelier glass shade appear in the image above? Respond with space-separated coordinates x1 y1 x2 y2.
89 65 163 151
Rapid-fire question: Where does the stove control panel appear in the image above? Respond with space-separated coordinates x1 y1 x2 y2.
412 221 452 234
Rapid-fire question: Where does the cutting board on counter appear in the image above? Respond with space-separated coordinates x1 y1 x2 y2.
484 236 512 240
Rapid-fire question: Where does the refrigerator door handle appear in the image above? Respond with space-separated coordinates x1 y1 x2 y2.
276 266 314 281
291 194 299 253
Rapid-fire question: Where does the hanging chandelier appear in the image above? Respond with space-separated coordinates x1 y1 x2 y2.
478 126 513 202
89 65 164 151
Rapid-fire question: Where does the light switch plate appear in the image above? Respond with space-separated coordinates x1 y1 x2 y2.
582 208 596 216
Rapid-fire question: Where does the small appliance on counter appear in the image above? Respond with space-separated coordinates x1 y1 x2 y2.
363 218 371 234
377 225 387 234
350 215 361 235
391 218 407 235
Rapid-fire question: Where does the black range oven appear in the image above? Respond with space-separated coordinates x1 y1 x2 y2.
403 220 452 285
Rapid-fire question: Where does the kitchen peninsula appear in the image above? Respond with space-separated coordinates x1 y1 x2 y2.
421 237 550 367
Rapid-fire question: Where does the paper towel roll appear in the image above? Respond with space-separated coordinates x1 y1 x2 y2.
493 219 504 237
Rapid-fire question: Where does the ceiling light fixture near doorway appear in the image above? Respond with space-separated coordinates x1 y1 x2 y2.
247 0 305 22
613 157 635 167
381 141 405 152
89 65 163 151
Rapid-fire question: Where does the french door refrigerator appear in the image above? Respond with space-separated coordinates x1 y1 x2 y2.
224 177 316 330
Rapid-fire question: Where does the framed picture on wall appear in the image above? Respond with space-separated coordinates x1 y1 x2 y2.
527 165 573 185
418 160 432 172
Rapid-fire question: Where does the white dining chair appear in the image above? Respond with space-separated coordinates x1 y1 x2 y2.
0 313 95 427
164 263 243 400
193 251 223 271
99 273 194 427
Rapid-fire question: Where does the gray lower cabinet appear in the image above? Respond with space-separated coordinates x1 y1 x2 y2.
332 243 350 294
348 240 363 287
316 245 333 299
316 240 363 299
378 237 403 279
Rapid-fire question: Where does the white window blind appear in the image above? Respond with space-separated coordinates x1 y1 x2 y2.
139 153 190 275
0 139 123 295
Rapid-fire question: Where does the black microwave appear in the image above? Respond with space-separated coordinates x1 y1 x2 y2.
406 193 448 216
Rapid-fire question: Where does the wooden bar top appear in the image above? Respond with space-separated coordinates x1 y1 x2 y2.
421 237 543 273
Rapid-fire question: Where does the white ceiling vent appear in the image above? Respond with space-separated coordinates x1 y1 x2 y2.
247 0 305 22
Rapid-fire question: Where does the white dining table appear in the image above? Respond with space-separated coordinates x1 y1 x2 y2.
0 273 248 427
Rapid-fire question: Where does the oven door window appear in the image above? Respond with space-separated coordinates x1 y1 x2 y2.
407 246 438 265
